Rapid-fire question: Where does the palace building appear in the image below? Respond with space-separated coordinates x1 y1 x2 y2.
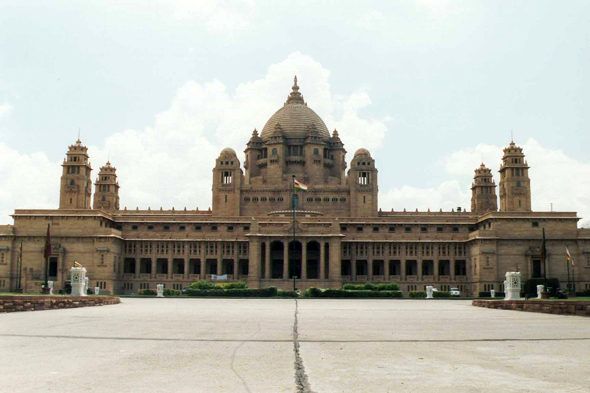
1 77 589 295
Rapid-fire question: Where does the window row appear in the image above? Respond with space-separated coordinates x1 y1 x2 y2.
341 225 463 233
127 224 250 232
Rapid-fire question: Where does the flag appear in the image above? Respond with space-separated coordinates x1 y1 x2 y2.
294 179 308 191
43 224 52 259
74 261 82 268
566 246 574 268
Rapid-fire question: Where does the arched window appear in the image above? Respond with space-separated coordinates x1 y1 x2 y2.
313 148 319 155
516 181 521 187
70 180 75 186
272 148 277 155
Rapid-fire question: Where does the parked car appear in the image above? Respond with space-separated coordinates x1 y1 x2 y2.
450 288 460 297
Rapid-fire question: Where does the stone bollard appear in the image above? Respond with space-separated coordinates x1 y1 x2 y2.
156 284 164 298
48 281 54 295
84 277 89 295
504 272 522 301
70 267 88 296
426 286 434 299
537 285 544 300
95 287 100 295
490 289 495 298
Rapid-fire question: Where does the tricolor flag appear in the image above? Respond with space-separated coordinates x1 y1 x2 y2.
294 179 308 191
43 224 52 260
566 246 574 268
74 261 83 268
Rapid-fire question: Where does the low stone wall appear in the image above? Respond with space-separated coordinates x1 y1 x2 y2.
472 299 590 317
0 296 120 313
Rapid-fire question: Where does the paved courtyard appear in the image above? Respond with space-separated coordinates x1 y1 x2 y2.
1 298 589 393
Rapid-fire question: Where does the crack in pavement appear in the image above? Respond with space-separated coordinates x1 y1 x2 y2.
293 299 314 393
1 334 589 344
229 321 261 393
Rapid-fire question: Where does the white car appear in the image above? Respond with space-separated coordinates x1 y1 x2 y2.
450 288 460 297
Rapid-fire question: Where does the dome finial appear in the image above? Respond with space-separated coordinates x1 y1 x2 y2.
286 76 304 104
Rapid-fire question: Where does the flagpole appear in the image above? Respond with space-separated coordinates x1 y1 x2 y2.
292 175 296 280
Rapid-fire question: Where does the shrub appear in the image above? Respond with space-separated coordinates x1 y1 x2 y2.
304 288 402 298
163 288 181 296
409 291 427 298
304 287 323 297
137 289 156 296
277 290 299 298
217 282 248 289
188 281 216 290
478 291 491 298
523 278 560 297
341 283 400 291
575 289 590 297
185 286 277 297
433 291 451 298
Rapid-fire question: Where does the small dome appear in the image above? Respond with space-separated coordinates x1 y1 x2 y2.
354 148 371 157
220 147 237 156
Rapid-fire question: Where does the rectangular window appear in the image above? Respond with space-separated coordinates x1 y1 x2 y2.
437 227 443 232
388 227 395 232
163 225 170 231
405 227 411 233
179 225 186 231
373 226 379 233
243 226 250 232
452 227 459 232
341 226 347 232
147 225 154 231
131 225 138 230
211 225 218 231
195 225 202 231
420 227 427 232
227 226 234 232
532 221 539 228
356 226 363 232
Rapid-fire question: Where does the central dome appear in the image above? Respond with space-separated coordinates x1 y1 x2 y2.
260 77 330 141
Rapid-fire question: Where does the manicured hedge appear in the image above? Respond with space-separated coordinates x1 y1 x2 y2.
478 291 505 298
575 289 590 297
433 291 451 298
523 278 560 297
137 289 156 296
341 283 400 291
185 287 278 297
188 281 248 290
409 291 427 298
277 290 299 298
304 287 403 298
163 288 182 296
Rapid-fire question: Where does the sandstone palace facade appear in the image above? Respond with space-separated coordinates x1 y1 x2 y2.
1 78 589 295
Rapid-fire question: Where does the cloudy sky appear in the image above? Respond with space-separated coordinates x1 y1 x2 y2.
0 0 588 226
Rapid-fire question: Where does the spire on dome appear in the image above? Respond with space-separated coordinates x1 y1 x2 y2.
286 75 305 105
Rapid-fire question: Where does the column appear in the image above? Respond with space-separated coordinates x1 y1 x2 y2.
166 259 171 280
401 259 406 281
418 260 423 282
352 257 357 281
283 240 290 279
265 241 271 279
301 242 307 280
151 258 156 280
329 238 342 284
134 259 139 279
434 259 440 281
183 258 188 280
217 254 222 276
385 260 390 282
200 258 206 280
319 241 326 280
247 238 261 287
233 254 238 281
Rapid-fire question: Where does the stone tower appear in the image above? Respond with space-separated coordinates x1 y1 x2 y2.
471 163 498 213
93 161 120 211
349 148 378 217
59 139 93 209
212 148 242 216
499 141 531 212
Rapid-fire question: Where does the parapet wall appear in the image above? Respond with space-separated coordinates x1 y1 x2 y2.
472 299 590 317
0 296 120 313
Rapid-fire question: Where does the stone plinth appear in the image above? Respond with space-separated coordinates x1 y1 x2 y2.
504 272 521 301
70 267 87 297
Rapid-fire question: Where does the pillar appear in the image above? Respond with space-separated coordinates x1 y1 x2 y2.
247 239 261 288
385 260 390 281
368 243 373 281
151 258 156 280
217 254 222 276
233 254 238 280
302 241 307 280
329 238 342 284
401 259 406 281
200 258 206 280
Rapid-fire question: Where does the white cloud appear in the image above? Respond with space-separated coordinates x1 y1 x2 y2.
0 103 13 119
357 11 386 30
0 143 60 223
380 138 590 227
0 52 388 222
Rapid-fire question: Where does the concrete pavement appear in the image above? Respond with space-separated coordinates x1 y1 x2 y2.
1 298 589 392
